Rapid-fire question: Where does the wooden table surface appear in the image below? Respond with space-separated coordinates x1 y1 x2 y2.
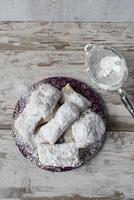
0 22 134 200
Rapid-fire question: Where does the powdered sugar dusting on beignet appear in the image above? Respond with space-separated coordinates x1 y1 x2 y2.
62 83 91 112
15 84 61 143
34 102 79 145
72 109 105 148
37 143 80 167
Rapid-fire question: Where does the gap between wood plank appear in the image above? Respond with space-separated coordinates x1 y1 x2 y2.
0 124 133 132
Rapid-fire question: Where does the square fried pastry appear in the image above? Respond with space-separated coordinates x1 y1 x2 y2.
37 143 80 167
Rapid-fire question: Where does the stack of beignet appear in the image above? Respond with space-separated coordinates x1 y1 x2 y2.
15 83 105 167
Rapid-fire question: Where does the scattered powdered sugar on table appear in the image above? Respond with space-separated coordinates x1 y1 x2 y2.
14 80 29 99
37 143 80 167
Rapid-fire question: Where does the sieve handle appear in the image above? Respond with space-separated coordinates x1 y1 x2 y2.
84 43 95 55
117 88 134 118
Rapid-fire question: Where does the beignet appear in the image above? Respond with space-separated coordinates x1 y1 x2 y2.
27 84 61 121
72 110 105 148
34 102 79 144
62 83 91 112
37 143 80 167
15 84 61 143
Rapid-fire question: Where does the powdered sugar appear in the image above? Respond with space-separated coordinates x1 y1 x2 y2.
15 84 61 143
14 79 106 170
14 80 29 99
37 143 80 167
87 48 126 90
99 56 121 78
27 84 61 119
72 109 105 148
34 102 79 144
62 83 91 112
15 111 40 143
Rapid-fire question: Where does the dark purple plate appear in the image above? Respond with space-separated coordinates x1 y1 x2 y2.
12 77 106 172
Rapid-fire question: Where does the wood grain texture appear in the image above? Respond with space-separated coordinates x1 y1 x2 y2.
0 22 133 200
0 0 134 22
0 130 134 199
0 22 134 131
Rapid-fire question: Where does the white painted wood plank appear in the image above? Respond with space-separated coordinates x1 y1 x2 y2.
0 22 134 50
0 0 134 22
0 130 134 199
0 22 134 130
0 49 133 131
